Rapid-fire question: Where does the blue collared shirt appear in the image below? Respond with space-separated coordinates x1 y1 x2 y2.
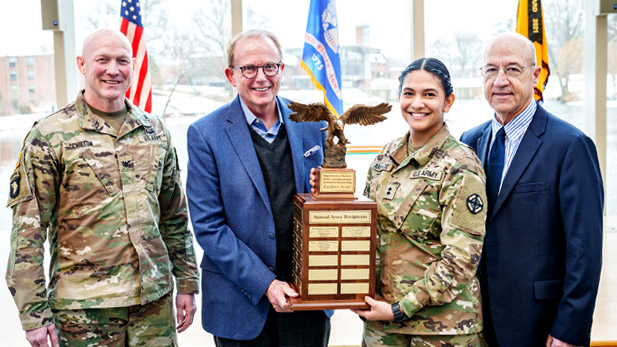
489 99 537 190
240 98 284 143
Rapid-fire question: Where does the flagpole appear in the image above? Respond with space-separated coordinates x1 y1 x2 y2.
410 0 425 60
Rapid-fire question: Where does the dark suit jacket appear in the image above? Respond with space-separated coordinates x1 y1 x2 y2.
186 96 328 340
460 103 603 346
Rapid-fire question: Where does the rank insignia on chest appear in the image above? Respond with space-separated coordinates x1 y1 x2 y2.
466 193 484 214
383 182 400 201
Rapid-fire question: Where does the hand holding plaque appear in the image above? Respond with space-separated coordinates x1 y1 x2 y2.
287 102 390 310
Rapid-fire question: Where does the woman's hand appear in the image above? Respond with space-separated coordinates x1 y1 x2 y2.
309 167 317 194
351 296 395 321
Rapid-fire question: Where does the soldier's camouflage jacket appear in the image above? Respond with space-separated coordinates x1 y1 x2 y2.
363 125 487 335
6 91 199 331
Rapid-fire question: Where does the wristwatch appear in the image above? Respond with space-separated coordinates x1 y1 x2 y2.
391 302 410 323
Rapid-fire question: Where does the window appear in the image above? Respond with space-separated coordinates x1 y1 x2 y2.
27 71 35 80
28 85 35 94
10 85 18 94
10 71 17 81
26 56 35 67
8 56 17 68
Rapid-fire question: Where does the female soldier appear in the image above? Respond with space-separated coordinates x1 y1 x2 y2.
353 57 487 347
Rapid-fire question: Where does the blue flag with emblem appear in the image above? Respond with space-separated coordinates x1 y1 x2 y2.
301 0 343 116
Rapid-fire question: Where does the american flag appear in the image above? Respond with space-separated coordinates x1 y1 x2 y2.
120 0 152 113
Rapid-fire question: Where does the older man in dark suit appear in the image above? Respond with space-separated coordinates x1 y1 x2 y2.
461 33 604 347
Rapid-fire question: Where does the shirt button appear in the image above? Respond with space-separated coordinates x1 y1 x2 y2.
268 233 275 239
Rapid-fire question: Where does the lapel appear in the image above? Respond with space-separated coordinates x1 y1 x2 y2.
224 96 272 215
489 105 547 221
477 123 492 165
278 97 305 193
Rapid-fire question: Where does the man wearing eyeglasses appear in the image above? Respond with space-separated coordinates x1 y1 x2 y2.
186 30 330 346
461 33 603 347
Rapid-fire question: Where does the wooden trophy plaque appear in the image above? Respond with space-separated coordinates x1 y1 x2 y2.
290 167 377 310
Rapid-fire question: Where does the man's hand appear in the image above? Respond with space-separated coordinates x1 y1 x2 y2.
351 296 395 321
266 279 298 312
176 293 196 333
25 324 59 347
546 334 578 347
309 168 317 194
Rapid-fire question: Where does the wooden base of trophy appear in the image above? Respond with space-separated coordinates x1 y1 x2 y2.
290 167 376 311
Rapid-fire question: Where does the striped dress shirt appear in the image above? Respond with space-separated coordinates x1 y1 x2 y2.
489 100 537 190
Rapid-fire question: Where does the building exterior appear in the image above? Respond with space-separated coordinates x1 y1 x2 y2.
0 55 55 116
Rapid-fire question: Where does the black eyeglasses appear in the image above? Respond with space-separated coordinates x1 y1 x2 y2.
230 62 282 79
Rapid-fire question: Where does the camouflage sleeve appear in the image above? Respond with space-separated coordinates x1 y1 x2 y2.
5 127 58 331
363 165 374 199
158 131 199 294
398 159 486 318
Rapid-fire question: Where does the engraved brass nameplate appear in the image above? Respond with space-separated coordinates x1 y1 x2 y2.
309 226 339 238
342 240 371 252
340 282 370 294
309 240 339 252
341 268 370 280
309 255 339 267
319 170 356 193
341 254 371 266
309 210 371 224
309 269 338 281
308 283 338 295
342 226 371 237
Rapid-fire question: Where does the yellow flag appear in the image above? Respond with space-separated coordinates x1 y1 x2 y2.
517 0 550 102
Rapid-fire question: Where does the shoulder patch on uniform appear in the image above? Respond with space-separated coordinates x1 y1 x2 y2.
466 193 484 214
450 172 486 236
7 154 33 208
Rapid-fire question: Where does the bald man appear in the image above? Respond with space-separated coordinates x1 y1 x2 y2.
461 33 603 347
6 28 199 347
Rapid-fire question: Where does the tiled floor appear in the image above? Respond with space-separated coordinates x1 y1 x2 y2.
0 220 615 346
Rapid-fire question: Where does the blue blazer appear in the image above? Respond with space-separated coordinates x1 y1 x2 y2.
186 96 328 340
461 104 603 346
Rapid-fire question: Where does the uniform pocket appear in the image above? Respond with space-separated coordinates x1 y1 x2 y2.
131 143 167 192
78 148 121 196
391 181 428 230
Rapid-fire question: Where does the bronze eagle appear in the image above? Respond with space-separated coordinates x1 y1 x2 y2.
288 102 391 146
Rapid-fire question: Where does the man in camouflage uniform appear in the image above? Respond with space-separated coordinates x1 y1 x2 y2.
6 29 199 347
358 123 487 346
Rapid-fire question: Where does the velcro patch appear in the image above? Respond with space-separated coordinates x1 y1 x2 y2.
450 173 486 235
7 154 32 208
411 169 442 181
372 161 393 172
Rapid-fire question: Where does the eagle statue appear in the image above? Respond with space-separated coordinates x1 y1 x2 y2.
288 102 391 168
